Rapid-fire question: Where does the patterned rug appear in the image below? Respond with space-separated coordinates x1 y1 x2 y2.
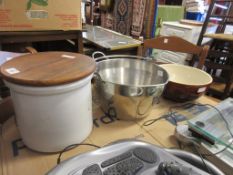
131 0 146 37
142 0 159 39
101 0 158 38
113 0 133 35
101 12 114 30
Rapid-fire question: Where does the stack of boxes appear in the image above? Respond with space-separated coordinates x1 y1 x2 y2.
0 0 82 31
183 0 206 21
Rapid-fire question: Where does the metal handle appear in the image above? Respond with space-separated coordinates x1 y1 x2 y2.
95 55 150 60
132 87 144 97
25 46 38 54
93 72 102 81
92 51 106 59
92 54 153 63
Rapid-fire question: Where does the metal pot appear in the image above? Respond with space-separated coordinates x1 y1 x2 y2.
92 52 169 120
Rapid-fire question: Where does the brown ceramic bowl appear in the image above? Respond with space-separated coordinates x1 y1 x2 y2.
160 64 213 102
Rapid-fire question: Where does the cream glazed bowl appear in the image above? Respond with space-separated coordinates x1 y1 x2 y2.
160 64 213 102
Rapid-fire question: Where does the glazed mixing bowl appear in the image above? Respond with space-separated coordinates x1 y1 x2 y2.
93 55 169 120
160 64 213 102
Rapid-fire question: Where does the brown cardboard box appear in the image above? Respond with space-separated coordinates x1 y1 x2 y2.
0 107 162 175
0 0 82 31
0 96 218 175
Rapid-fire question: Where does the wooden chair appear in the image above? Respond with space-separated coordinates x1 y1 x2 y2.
139 36 209 69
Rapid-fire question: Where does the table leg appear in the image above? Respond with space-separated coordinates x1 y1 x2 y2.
76 31 84 54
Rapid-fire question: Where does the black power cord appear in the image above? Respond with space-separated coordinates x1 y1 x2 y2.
143 102 196 126
54 101 232 175
192 143 213 174
143 102 233 161
194 103 233 156
143 116 167 126
57 143 101 164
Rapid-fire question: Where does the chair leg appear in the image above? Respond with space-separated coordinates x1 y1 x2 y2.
0 96 15 124
223 73 233 99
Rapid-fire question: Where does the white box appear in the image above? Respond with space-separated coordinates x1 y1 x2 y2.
160 21 203 44
156 21 217 64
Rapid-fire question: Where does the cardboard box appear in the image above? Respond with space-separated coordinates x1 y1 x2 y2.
0 96 218 175
0 105 163 175
0 0 82 31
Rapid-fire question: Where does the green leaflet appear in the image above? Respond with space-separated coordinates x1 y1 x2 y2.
26 0 48 10
27 0 32 10
31 0 48 7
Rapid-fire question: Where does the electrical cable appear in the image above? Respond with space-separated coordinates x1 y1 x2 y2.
193 103 233 156
192 143 213 174
182 103 233 156
57 143 101 164
143 116 167 126
197 104 233 138
143 102 233 157
142 102 195 126
203 139 233 157
55 101 232 175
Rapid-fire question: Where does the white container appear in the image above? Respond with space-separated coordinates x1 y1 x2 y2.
160 21 217 44
157 21 218 64
0 52 96 152
5 75 93 152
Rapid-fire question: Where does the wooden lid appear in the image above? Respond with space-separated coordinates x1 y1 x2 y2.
0 52 96 86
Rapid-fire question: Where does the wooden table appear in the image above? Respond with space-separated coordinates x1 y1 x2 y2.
0 30 83 53
82 25 142 55
204 33 233 41
0 95 220 175
0 52 27 98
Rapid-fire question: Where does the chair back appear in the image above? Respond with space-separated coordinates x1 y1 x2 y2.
141 36 209 69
